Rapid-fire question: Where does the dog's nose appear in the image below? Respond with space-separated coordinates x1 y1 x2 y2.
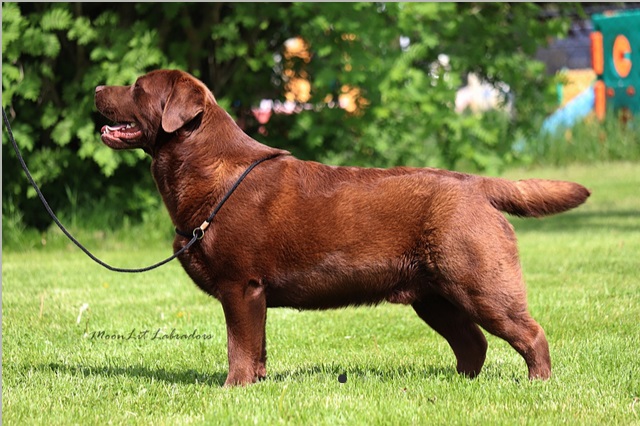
95 86 105 93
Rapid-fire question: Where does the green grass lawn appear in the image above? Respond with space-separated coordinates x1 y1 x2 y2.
2 162 639 425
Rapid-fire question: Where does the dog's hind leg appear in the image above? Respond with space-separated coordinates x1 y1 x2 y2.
441 265 552 380
412 295 487 378
432 207 552 380
468 294 552 380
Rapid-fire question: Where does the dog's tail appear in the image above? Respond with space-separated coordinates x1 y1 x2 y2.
478 177 591 218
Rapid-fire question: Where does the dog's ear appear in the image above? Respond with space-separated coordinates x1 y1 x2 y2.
162 78 205 133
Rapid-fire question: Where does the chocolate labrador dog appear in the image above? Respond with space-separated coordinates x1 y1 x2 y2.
95 69 590 386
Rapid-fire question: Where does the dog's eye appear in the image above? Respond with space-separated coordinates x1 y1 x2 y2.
131 83 144 98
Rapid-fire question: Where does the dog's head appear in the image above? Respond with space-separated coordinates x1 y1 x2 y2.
95 69 209 152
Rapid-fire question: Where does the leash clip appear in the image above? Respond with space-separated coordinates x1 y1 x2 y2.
193 221 210 240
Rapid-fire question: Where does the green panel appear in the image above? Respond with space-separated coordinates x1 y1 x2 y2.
592 10 640 112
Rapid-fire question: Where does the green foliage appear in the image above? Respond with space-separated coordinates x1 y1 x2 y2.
3 3 168 230
349 3 571 172
2 3 579 232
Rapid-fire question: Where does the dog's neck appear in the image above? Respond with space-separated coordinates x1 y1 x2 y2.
150 102 286 230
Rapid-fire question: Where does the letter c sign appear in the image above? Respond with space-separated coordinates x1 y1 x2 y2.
613 35 632 78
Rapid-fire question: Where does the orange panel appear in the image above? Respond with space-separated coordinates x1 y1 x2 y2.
591 32 604 75
594 80 606 121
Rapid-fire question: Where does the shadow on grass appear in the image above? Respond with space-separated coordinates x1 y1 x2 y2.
269 362 527 383
510 209 640 234
39 362 228 387
36 361 465 387
269 362 458 383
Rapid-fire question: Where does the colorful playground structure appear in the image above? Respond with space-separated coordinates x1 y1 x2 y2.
591 9 640 120
543 9 639 133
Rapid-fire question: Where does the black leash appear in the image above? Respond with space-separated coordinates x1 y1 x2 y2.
2 107 281 273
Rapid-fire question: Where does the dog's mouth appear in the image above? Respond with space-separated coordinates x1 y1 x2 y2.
100 122 143 148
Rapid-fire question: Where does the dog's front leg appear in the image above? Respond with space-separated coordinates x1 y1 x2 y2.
220 279 267 387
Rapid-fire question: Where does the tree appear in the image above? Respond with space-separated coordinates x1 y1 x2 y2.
2 2 576 231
